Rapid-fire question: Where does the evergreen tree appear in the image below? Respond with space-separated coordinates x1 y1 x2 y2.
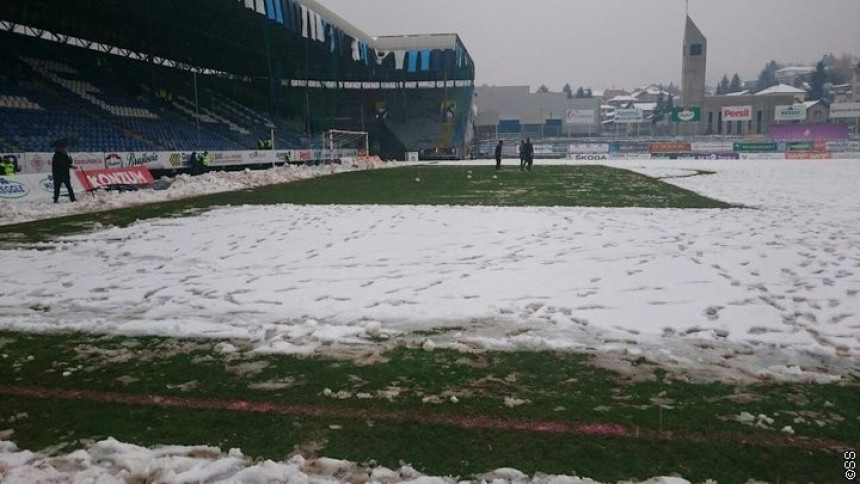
575 86 586 98
585 87 593 98
729 74 743 93
718 75 730 95
537 84 549 93
666 93 675 113
562 83 573 99
653 92 666 125
666 82 680 95
756 60 781 92
808 60 827 101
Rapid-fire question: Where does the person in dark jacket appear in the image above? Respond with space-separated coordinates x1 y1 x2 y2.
188 151 200 176
494 140 503 170
524 138 535 172
519 140 526 171
51 146 77 203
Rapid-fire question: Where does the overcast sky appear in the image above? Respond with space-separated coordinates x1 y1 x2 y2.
315 0 860 92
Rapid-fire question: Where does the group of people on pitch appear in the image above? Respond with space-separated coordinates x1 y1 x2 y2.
494 139 534 172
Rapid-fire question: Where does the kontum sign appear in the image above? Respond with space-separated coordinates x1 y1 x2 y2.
721 105 752 122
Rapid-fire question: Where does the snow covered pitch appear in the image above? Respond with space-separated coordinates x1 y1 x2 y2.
0 158 858 382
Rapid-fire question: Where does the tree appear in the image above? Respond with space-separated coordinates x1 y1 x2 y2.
665 82 680 96
729 74 743 93
575 86 586 98
666 93 675 113
718 75 730 95
585 87 593 98
653 91 666 125
756 60 782 92
562 83 573 99
808 60 827 101
822 53 857 85
537 84 549 93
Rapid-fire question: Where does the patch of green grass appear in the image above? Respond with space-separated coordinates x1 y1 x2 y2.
0 395 842 483
0 330 855 482
0 165 732 244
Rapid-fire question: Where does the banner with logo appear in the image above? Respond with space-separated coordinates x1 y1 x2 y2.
829 102 860 118
733 141 778 152
649 142 691 153
76 167 155 191
22 152 54 174
71 152 106 171
784 141 813 152
568 143 609 154
607 153 652 160
0 174 87 203
785 152 833 160
614 109 643 123
691 141 734 152
826 140 860 152
739 153 786 160
721 105 752 122
692 153 741 160
774 105 806 121
671 107 702 122
570 154 609 161
565 109 595 125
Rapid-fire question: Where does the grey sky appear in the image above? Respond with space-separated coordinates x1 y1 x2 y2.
315 0 860 92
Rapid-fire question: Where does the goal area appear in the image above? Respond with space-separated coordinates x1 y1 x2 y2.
323 129 369 161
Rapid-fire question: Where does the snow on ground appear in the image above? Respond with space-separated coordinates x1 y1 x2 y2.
0 437 702 483
1 158 859 382
0 162 397 226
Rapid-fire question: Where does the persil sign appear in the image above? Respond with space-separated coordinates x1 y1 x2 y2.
721 105 752 122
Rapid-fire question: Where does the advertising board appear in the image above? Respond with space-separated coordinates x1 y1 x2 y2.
721 105 753 122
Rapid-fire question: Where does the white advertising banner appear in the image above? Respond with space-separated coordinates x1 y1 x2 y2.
568 143 609 154
774 105 807 122
569 153 609 161
0 174 87 203
607 153 652 160
691 141 734 152
721 105 753 122
71 152 107 172
831 152 860 159
565 109 595 125
829 102 860 118
826 141 860 152
533 144 554 155
22 152 54 174
614 109 643 123
739 153 786 160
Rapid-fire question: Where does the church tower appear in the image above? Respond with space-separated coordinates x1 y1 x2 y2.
681 15 707 108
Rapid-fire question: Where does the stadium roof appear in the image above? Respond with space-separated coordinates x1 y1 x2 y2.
0 0 472 80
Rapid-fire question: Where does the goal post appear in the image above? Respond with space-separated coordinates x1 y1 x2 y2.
324 129 370 163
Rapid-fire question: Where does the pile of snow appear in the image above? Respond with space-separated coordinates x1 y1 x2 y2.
0 437 704 483
0 158 858 382
0 162 401 226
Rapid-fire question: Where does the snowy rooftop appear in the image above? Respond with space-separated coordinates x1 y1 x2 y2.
756 83 806 95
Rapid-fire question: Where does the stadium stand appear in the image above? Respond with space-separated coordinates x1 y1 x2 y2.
0 0 476 159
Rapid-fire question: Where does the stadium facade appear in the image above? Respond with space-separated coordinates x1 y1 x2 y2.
0 0 475 159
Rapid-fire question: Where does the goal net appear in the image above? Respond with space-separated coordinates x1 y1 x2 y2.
324 129 369 161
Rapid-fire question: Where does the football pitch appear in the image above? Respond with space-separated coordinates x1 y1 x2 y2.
0 165 730 244
0 162 856 482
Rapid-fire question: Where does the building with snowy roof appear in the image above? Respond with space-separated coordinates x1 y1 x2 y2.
677 15 828 137
473 85 601 139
